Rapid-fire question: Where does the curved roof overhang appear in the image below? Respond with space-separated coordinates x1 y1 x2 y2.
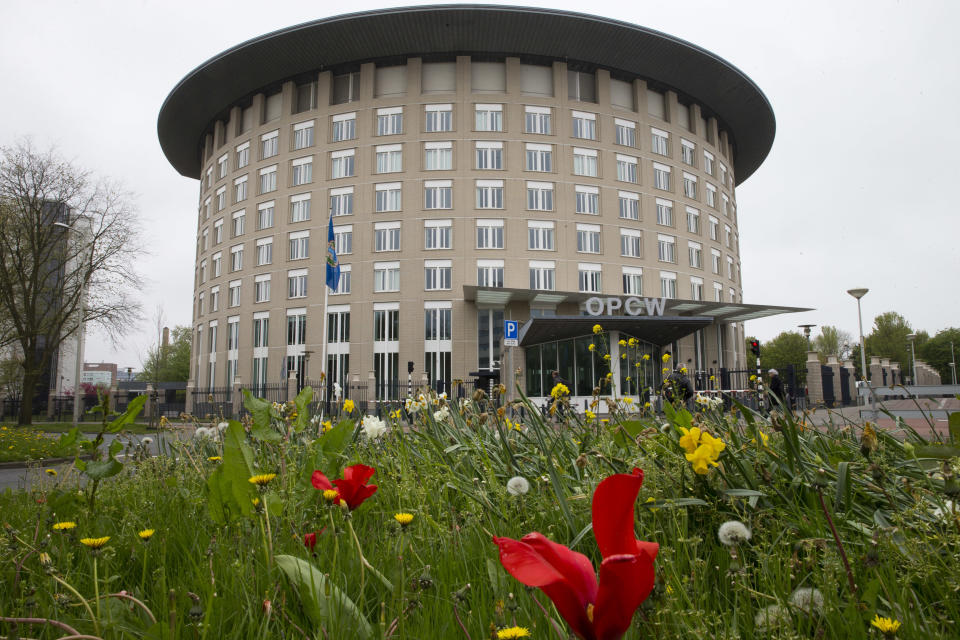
158 4 775 182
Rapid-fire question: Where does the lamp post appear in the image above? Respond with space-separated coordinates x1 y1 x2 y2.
950 341 957 386
847 288 869 408
53 220 89 428
798 324 816 350
906 333 918 386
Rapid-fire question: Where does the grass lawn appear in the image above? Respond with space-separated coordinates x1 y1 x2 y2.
12 421 156 435
0 425 80 463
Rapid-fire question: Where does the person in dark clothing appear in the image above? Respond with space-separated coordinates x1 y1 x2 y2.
768 368 787 408
662 366 695 408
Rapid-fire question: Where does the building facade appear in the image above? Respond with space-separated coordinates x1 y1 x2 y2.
159 6 791 404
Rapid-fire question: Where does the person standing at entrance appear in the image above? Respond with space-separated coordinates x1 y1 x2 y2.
768 368 786 409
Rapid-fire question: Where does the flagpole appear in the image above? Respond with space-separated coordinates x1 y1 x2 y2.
319 209 332 426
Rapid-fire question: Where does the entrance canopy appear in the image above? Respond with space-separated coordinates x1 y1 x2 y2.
518 315 713 347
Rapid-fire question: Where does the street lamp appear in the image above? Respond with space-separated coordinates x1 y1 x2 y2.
906 333 918 386
53 220 89 428
847 288 869 385
798 324 816 349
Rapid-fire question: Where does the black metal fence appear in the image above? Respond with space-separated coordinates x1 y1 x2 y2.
191 387 233 420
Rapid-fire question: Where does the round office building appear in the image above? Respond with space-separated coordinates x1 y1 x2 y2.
159 5 796 409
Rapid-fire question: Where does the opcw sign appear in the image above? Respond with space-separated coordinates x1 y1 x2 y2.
584 296 667 316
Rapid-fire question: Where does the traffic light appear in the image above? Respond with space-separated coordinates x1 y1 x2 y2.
749 340 761 357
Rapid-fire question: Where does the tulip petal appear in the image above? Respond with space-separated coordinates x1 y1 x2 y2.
592 468 645 558
342 464 376 485
310 470 333 491
593 551 655 640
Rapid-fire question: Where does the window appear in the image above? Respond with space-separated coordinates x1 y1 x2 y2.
199 259 207 283
288 269 308 298
576 223 601 253
231 210 245 237
374 222 401 252
653 163 671 191
524 106 551 134
256 237 273 266
615 118 636 147
658 234 676 263
476 219 504 249
528 261 556 290
376 107 403 135
424 180 452 209
331 112 356 142
216 186 226 211
526 181 553 211
475 141 503 169
293 121 314 150
328 187 353 216
706 184 717 208
703 151 715 175
213 219 223 244
295 81 317 113
690 277 704 301
424 260 452 290
714 282 723 302
688 241 702 268
226 317 239 350
573 148 598 177
333 264 351 294
525 143 552 172
261 130 279 159
375 183 401 212
204 197 212 220
332 72 360 104
719 163 728 186
330 149 355 179
575 185 600 215
211 251 222 278
660 271 677 299
616 154 638 183
236 142 250 169
229 280 241 307
291 157 313 186
259 165 277 194
217 153 228 179
374 261 400 292
425 104 452 132
424 141 452 170
288 231 309 260
477 259 504 287
687 207 701 234
334 224 353 255
709 215 720 241
680 139 695 166
651 128 669 156
197 292 205 316
683 172 697 199
475 104 503 131
622 267 643 295
230 244 243 271
291 193 312 222
722 193 730 216
376 144 403 173
286 311 306 346
726 256 734 280
206 168 212 189
650 199 673 228
424 219 451 250
711 248 721 274
527 221 555 251
210 286 220 311
724 224 732 248
620 229 642 258
201 228 209 251
567 70 596 102
476 180 503 209
234 175 248 202
253 314 269 348
578 263 602 293
572 111 597 140
257 201 274 229
254 274 271 302
618 191 639 220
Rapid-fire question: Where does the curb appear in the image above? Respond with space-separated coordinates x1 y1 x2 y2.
0 454 95 471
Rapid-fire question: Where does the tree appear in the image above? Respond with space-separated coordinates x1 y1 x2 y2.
813 325 854 358
138 325 191 383
0 141 142 425
863 312 928 381
745 332 808 386
918 327 960 383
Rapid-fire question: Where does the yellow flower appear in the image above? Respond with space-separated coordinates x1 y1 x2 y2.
605 372 612 380
52 521 76 531
751 431 770 447
80 536 110 550
749 374 757 382
618 339 627 347
644 402 651 409
248 473 277 486
709 375 716 381
620 353 626 359
680 367 688 374
588 343 596 352
584 410 596 421
662 353 671 362
635 362 641 368
685 444 720 475
642 353 650 360
251 497 260 506
550 383 570 399
322 489 339 503
393 513 414 527
138 529 155 541
207 456 222 462
662 367 670 375
628 338 638 347
592 324 602 334
45 468 57 476
624 397 633 404
678 427 701 454
343 399 355 413
700 432 726 458
603 354 611 361
321 420 333 432
870 615 901 636
497 627 531 639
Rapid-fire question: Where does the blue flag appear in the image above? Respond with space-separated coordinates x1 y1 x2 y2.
325 214 340 291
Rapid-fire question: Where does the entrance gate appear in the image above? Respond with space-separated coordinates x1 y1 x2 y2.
821 365 835 407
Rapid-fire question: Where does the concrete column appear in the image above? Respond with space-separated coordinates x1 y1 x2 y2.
869 356 883 386
880 358 891 386
108 385 118 413
145 384 155 421
186 382 195 415
806 351 823 404
843 360 857 402
232 375 244 419
47 389 57 420
286 372 297 403
889 363 900 386
367 370 377 414
826 355 842 407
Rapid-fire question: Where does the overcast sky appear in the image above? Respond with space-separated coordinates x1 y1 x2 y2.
2 0 958 369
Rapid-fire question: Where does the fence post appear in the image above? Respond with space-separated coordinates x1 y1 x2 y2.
145 384 155 421
232 375 244 419
286 372 298 403
47 389 57 420
185 382 195 415
805 351 823 404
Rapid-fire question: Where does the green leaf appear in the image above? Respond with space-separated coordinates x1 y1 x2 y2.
293 385 313 432
915 444 960 459
243 389 274 434
206 466 228 525
108 395 146 433
264 492 285 517
83 458 123 480
835 461 851 513
486 558 510 594
568 522 594 549
58 427 80 448
722 489 766 498
643 498 709 509
222 420 257 517
108 438 123 457
275 555 372 639
612 419 646 449
948 412 960 443
250 422 282 442
319 419 355 459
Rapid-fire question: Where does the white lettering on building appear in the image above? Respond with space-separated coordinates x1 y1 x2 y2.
584 296 667 317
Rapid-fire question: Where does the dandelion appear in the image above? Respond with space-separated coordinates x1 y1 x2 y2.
506 476 530 496
605 372 612 380
643 353 650 360
52 521 76 531
45 468 57 476
592 324 602 334
870 615 901 636
618 339 627 347
361 415 388 439
80 536 110 550
788 587 824 615
584 410 595 421
248 473 277 487
394 513 415 527
217 421 229 433
603 354 611 362
749 374 757 382
717 521 751 546
207 456 222 462
662 353 671 362
550 383 570 399
322 489 339 503
755 604 791 631
497 627 531 639
588 343 596 352
141 436 154 446
343 399 355 414
138 529 155 542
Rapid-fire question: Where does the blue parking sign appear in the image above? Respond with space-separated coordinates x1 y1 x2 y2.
504 320 518 339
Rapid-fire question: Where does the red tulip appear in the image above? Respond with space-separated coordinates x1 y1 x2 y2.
311 464 378 510
493 468 658 640
303 527 327 551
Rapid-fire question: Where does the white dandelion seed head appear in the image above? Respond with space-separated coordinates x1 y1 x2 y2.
754 604 791 630
361 415 388 439
659 423 671 434
717 520 752 546
506 476 530 496
194 427 213 439
788 587 824 614
217 422 229 432
140 437 154 446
